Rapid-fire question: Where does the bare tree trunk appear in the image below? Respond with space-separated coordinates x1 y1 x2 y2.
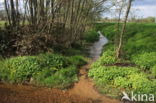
4 0 11 25
115 1 125 53
10 0 16 26
116 0 133 59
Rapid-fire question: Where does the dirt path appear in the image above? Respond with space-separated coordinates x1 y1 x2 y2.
68 61 120 103
0 83 93 103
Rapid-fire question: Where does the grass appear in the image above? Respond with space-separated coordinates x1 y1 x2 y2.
89 23 156 100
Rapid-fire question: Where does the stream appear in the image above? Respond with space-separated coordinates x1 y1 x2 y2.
89 31 108 60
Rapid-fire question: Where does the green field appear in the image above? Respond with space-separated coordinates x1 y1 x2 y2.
89 23 156 99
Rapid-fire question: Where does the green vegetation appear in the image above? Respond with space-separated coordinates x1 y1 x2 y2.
132 52 156 71
0 21 5 27
0 56 42 83
0 53 87 89
89 23 156 99
32 66 78 88
97 50 116 65
0 19 93 90
84 30 99 43
152 65 156 77
89 66 156 96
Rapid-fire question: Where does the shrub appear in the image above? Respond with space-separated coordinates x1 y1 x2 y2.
132 52 156 71
33 66 78 88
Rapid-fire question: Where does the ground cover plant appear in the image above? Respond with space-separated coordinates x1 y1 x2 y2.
0 53 87 89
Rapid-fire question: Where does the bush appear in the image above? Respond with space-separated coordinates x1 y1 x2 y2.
84 30 99 42
132 52 156 71
33 66 78 88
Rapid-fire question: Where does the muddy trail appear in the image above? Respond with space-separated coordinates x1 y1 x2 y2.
0 32 120 103
68 62 120 103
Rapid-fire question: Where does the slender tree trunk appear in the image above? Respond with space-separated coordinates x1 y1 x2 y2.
10 0 16 26
116 0 133 59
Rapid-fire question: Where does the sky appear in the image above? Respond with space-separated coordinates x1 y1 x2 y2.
132 0 156 18
103 0 156 18
0 0 155 18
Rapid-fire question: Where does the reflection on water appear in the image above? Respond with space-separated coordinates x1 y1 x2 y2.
89 31 108 60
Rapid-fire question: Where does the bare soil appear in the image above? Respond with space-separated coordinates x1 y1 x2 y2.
0 62 120 103
68 62 120 103
0 83 92 103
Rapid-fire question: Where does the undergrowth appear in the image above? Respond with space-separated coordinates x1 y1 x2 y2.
0 53 87 89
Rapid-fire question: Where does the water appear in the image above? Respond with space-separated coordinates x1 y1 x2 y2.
89 31 108 60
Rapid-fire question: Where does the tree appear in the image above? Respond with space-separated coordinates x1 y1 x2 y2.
2 0 108 55
116 0 133 59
